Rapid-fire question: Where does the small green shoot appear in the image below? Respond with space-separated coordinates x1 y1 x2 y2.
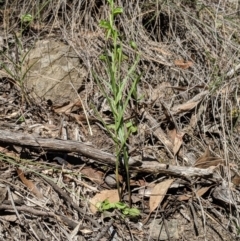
97 199 140 218
18 115 25 123
21 14 33 24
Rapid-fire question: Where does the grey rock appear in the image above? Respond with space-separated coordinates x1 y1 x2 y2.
149 218 179 240
23 39 87 104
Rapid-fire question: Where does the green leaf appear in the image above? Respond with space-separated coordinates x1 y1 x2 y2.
100 200 116 211
115 202 127 210
106 29 112 39
18 115 25 122
107 124 116 130
21 14 33 23
122 208 129 215
126 121 137 133
125 121 133 128
127 208 140 217
107 0 113 5
130 125 137 133
130 41 137 49
99 54 107 61
96 202 102 211
113 7 123 16
99 20 110 29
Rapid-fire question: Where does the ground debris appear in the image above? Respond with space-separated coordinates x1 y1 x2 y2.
0 0 240 240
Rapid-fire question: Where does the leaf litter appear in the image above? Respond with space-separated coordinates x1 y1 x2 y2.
0 1 239 240
149 179 174 213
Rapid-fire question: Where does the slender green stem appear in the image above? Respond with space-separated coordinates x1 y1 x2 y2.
96 0 140 206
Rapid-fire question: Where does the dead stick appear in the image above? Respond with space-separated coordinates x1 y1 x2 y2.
0 129 116 166
0 129 219 179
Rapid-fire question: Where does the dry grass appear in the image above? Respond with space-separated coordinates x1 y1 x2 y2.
0 0 240 240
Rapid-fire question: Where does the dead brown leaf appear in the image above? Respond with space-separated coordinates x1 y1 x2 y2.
172 101 199 114
177 194 192 201
196 186 211 198
194 147 224 169
173 131 185 156
168 127 177 143
194 157 224 168
17 169 43 199
189 114 198 129
168 128 184 155
174 59 193 69
149 179 174 213
90 189 119 214
177 186 211 201
130 179 146 187
232 173 240 186
172 91 208 115
53 98 82 114
80 167 104 184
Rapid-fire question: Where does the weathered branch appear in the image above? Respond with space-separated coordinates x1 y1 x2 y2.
0 129 218 180
0 129 116 165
